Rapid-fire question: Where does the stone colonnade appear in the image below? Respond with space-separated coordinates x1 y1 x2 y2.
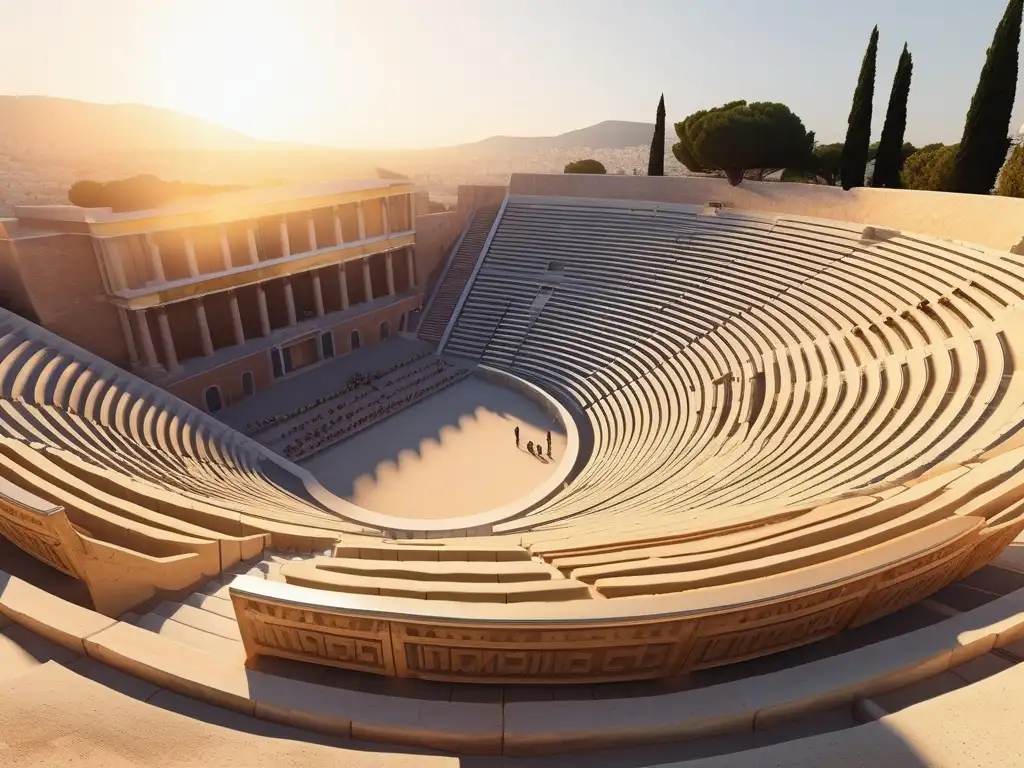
101 195 415 293
119 247 416 373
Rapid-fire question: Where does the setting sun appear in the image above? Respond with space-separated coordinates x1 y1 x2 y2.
153 0 319 140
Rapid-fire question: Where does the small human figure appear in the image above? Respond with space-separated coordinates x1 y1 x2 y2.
514 426 521 447
546 430 552 458
527 440 534 455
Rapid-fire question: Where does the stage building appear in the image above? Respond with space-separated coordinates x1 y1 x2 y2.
0 179 428 412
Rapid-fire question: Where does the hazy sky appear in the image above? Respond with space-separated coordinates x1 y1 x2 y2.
0 0 1020 149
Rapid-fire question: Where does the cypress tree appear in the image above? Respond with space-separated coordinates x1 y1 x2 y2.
648 94 666 176
950 0 1022 194
841 26 879 190
872 44 913 188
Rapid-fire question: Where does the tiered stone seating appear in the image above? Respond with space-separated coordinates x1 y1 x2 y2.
0 309 371 615
4 195 1024 761
417 204 502 343
189 198 1017 688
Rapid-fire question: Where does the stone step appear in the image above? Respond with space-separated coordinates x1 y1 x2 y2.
134 612 244 661
0 621 78 684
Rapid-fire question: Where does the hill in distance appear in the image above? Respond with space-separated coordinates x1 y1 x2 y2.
0 96 656 159
451 120 657 153
0 95 288 156
0 96 672 214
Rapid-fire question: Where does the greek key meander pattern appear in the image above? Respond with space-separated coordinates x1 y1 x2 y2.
403 642 676 681
234 534 985 684
0 500 79 578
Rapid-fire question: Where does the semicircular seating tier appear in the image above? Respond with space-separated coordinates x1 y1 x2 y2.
223 196 1024 686
4 193 1024 693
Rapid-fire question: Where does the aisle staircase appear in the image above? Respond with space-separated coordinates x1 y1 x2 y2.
417 205 501 344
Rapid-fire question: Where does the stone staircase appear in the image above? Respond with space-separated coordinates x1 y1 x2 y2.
417 205 501 344
122 551 323 665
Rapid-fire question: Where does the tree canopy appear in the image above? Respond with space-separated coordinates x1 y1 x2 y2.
69 175 246 212
648 94 666 177
900 143 958 191
997 143 1024 197
563 159 607 174
672 101 815 186
951 0 1022 194
813 143 845 185
872 43 914 188
841 26 879 189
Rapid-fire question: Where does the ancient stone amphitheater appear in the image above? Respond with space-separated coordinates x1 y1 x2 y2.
3 179 1024 766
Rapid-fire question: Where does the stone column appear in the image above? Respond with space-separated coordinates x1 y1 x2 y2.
385 252 395 296
283 278 297 325
356 202 366 240
195 299 214 357
219 226 233 271
256 285 271 336
116 307 139 365
156 308 179 371
338 264 349 310
381 198 391 238
134 310 159 368
184 232 200 277
306 217 318 252
406 248 416 288
333 207 344 246
246 226 260 264
408 193 415 231
228 291 245 346
362 258 373 302
146 233 166 283
105 239 129 291
279 217 291 258
311 271 325 317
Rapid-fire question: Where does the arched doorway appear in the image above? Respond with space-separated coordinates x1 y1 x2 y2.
380 320 390 341
241 371 255 397
350 329 362 350
204 385 223 413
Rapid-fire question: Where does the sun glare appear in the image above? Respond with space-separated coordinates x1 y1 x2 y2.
154 0 315 141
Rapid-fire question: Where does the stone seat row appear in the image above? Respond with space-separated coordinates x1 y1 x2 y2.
4 560 1024 759
502 319 1021 544
442 198 1024 548
0 316 334 520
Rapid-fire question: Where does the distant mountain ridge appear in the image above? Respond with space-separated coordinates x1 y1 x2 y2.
0 97 656 159
0 95 283 156
454 120 657 153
